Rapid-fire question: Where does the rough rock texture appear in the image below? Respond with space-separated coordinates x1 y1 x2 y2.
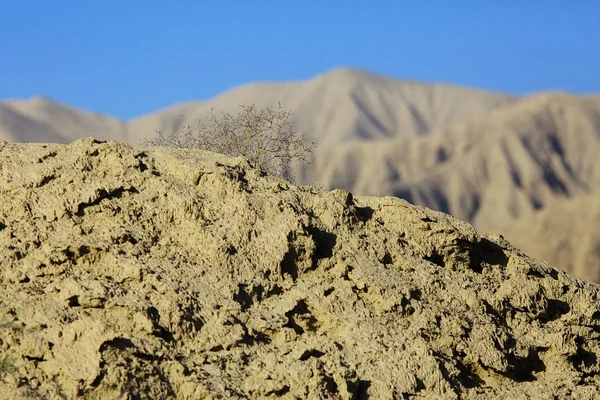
1 137 600 399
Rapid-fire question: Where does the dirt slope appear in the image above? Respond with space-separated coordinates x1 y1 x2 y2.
1 138 599 399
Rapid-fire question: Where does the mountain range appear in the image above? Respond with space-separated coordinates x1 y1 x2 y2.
2 67 600 281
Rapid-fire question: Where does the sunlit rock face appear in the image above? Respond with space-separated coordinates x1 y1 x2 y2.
0 137 599 399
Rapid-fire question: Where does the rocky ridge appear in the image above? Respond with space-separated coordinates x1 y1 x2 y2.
0 138 599 399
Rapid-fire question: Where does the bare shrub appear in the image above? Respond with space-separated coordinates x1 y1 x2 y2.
141 103 318 183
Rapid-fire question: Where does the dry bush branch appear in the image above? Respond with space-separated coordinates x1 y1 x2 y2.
142 103 318 183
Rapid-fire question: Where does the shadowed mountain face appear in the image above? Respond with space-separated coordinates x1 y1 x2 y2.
317 94 600 228
491 192 600 284
2 67 600 282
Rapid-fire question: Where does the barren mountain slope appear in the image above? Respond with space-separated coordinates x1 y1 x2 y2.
127 68 516 149
1 96 127 143
313 93 600 230
1 137 600 399
0 104 67 144
0 68 515 149
3 71 600 286
491 191 600 283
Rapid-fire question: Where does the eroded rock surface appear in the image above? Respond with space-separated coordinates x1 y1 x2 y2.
0 137 599 399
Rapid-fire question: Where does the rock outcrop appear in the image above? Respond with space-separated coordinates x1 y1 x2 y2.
1 137 599 399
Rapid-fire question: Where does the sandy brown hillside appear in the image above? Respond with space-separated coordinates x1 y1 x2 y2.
0 68 516 149
314 93 600 230
2 69 600 284
1 137 600 399
127 68 515 148
492 192 600 284
1 97 127 144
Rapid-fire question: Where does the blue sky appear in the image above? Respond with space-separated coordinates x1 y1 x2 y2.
1 1 598 119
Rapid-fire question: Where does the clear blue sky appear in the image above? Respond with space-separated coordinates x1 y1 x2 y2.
1 1 598 119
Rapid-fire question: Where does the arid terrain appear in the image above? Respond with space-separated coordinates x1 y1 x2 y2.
1 138 599 398
2 67 600 283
